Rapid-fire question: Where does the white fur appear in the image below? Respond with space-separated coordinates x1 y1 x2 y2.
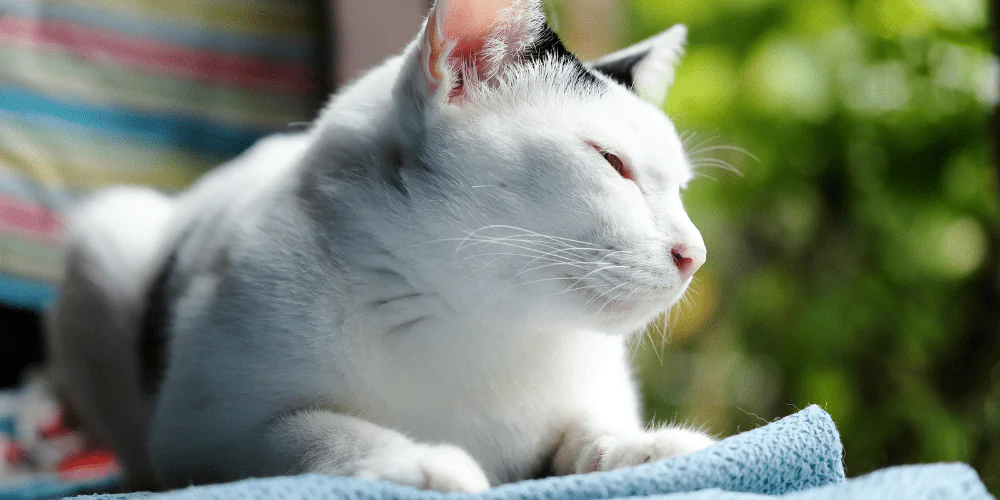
47 0 712 492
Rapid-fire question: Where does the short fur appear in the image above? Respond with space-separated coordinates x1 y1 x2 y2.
47 0 712 492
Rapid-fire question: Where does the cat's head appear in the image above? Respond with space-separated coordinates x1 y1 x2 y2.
391 0 704 336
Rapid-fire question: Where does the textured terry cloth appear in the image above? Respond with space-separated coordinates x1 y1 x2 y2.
635 463 995 500
73 405 847 500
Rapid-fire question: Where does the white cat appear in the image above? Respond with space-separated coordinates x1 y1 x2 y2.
46 0 714 492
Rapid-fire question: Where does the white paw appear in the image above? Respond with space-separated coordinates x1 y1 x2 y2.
355 444 490 493
579 427 716 473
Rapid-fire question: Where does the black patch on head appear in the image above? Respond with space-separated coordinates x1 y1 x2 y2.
523 24 601 88
590 50 652 89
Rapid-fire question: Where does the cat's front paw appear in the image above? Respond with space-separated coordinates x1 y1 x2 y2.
354 443 490 493
579 427 716 473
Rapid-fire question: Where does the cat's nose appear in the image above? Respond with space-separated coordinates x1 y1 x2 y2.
671 244 706 280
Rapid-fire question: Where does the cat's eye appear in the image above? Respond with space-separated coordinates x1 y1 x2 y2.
590 143 635 182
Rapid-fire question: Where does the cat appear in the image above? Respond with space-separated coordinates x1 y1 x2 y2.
46 0 714 492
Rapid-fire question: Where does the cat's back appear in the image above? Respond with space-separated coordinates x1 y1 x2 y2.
144 131 318 314
161 131 313 253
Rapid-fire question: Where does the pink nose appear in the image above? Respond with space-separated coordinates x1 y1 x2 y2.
671 244 706 280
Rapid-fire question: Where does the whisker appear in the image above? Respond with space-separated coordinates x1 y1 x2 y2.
692 159 745 177
462 253 594 272
618 280 644 305
457 255 509 285
683 132 759 180
463 241 602 264
510 263 629 284
597 286 632 315
455 240 586 261
680 130 702 148
684 132 721 152
503 269 623 293
593 270 640 312
583 280 631 308
660 310 670 361
684 133 721 157
650 318 665 365
687 144 760 162
692 157 741 169
679 129 698 145
449 235 616 266
462 248 597 266
539 283 612 301
457 237 565 253
574 260 630 281
467 225 604 249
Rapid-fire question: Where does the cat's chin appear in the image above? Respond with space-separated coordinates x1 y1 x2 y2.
579 299 676 336
574 287 682 318
587 314 664 337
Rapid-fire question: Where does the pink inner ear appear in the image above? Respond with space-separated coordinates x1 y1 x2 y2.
424 0 518 91
442 0 511 55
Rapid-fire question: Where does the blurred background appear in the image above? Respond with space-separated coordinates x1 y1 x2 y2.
571 0 1000 493
0 0 997 496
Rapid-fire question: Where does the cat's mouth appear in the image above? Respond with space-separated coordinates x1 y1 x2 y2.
561 273 681 318
569 281 637 315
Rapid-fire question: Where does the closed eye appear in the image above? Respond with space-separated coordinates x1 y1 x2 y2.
589 142 635 182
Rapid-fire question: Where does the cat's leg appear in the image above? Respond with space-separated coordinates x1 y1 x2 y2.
552 419 716 475
263 410 491 492
549 337 716 475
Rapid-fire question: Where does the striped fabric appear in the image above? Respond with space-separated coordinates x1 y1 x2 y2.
0 0 326 310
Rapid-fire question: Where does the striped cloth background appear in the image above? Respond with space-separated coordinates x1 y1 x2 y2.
0 0 326 310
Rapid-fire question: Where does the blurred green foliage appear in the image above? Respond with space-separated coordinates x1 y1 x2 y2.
567 0 1000 493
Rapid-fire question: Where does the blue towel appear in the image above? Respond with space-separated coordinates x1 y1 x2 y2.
71 406 993 500
639 464 993 499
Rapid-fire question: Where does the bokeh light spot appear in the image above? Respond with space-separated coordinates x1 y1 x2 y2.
744 37 833 121
938 217 987 278
841 61 912 115
915 0 987 29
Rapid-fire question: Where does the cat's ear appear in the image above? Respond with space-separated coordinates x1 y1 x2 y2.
589 24 687 107
415 0 544 104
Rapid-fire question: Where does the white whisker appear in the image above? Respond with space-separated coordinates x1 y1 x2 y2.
691 158 744 176
466 225 604 249
687 144 760 162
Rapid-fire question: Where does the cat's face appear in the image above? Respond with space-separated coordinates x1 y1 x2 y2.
397 0 704 335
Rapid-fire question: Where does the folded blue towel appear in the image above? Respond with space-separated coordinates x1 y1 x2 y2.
71 406 994 500
639 463 993 500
